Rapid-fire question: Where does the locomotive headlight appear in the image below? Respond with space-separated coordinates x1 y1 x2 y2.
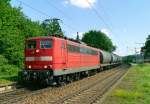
36 49 40 53
44 65 48 69
28 65 31 69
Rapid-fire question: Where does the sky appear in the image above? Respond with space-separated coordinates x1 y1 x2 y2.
10 0 150 56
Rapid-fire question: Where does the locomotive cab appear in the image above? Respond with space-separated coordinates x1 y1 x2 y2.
22 37 54 83
25 37 53 70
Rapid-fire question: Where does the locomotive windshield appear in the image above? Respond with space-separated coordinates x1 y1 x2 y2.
40 40 52 49
26 40 36 49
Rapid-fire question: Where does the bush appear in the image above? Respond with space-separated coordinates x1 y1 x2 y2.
0 65 19 75
0 55 8 65
0 55 19 76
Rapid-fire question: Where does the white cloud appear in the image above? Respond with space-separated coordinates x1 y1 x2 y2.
62 0 69 6
101 28 110 36
63 0 96 8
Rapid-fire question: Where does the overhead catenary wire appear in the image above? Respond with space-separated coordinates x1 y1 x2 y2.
98 0 114 30
86 0 113 33
44 0 77 32
45 0 73 21
17 0 49 17
86 0 127 50
16 0 77 32
16 0 126 51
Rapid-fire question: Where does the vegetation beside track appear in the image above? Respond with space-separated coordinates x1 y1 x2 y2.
0 74 18 84
103 63 150 104
0 72 18 84
0 55 19 84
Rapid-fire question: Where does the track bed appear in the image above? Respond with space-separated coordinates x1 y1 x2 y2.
0 65 129 104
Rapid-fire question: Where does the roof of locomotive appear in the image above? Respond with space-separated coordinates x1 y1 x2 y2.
26 36 99 51
26 36 53 40
26 36 121 57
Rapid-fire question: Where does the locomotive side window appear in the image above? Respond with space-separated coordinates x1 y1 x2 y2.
67 44 97 55
67 44 80 53
80 47 97 55
26 40 36 49
40 40 52 49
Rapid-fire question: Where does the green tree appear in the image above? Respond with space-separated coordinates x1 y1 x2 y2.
141 35 150 57
111 46 117 52
82 30 115 52
42 18 64 37
0 0 46 67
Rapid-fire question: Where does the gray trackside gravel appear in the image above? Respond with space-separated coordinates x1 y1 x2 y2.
51 65 128 104
0 65 128 104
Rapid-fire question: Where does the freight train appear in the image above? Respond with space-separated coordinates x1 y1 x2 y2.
21 36 122 85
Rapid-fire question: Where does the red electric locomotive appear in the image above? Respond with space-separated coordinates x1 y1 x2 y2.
22 36 100 85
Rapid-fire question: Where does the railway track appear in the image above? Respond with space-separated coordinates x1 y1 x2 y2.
0 65 129 104
49 65 129 104
0 88 31 104
0 85 52 104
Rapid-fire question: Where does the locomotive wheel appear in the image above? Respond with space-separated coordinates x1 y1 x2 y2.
73 73 80 81
44 76 54 86
55 76 65 86
66 75 73 83
75 73 80 80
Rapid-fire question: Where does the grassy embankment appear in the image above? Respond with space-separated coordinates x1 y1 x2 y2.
103 63 150 104
0 72 19 84
0 55 20 84
0 67 19 84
